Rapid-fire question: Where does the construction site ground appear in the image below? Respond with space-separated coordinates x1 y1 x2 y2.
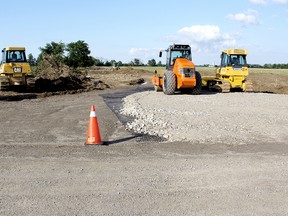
1 67 288 215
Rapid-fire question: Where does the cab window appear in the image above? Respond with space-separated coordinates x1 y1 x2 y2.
221 53 229 66
229 55 247 66
1 50 6 64
6 50 26 63
170 50 192 66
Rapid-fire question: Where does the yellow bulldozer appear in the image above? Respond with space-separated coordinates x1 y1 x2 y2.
152 44 202 95
202 49 253 93
0 47 35 91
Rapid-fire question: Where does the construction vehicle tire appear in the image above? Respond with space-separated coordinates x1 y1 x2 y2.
191 71 202 95
163 71 176 95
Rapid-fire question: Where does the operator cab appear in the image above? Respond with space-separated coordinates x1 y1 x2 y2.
1 48 27 64
220 49 248 69
159 44 192 70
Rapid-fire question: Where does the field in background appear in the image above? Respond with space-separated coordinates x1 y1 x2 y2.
197 67 288 75
85 66 288 95
247 68 288 75
134 66 288 75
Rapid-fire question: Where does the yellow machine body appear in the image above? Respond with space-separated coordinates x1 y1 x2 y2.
0 47 34 90
202 49 253 92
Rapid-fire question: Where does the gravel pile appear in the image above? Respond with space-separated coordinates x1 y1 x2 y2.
120 91 288 144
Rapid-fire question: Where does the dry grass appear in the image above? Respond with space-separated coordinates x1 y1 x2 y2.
134 66 288 75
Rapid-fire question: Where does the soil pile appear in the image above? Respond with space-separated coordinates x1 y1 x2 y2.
35 55 109 93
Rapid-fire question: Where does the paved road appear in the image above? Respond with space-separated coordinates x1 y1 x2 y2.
1 87 288 216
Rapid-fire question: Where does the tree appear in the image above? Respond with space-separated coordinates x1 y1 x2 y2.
132 58 143 66
147 59 156 66
104 61 112 66
129 60 135 66
95 58 105 66
65 40 95 68
27 53 36 66
39 41 65 63
157 61 163 67
110 60 117 66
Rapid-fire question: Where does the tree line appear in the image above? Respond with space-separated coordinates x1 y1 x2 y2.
27 40 164 68
197 64 288 69
28 40 95 68
93 58 163 67
252 64 288 69
28 41 288 69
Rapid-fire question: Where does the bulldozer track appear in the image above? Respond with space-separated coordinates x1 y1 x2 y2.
208 79 230 93
220 80 231 93
244 80 253 92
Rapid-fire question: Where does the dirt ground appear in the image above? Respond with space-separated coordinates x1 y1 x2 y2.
1 68 288 215
93 68 288 95
249 72 288 94
199 69 288 95
1 67 288 101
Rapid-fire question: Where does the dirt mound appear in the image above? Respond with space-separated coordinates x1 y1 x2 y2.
34 57 149 94
0 63 150 101
34 55 109 93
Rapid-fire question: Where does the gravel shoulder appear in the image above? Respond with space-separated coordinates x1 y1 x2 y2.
121 91 288 145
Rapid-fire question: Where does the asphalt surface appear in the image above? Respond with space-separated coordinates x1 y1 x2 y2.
1 86 288 216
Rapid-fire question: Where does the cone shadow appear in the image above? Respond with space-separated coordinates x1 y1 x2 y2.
102 135 141 146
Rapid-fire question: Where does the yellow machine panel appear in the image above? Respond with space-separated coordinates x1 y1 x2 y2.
0 47 35 90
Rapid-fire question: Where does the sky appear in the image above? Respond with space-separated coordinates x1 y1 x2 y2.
1 0 288 65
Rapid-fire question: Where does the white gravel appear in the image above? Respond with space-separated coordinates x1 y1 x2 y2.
121 91 288 144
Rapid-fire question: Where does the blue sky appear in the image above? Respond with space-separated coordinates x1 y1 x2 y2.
1 0 288 65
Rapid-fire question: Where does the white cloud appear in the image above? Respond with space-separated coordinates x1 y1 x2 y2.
177 25 222 42
250 0 268 4
273 0 288 4
165 25 237 52
129 48 161 59
128 25 239 63
250 0 288 4
227 9 259 26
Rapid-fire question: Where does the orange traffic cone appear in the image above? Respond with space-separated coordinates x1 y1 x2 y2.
85 105 102 145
